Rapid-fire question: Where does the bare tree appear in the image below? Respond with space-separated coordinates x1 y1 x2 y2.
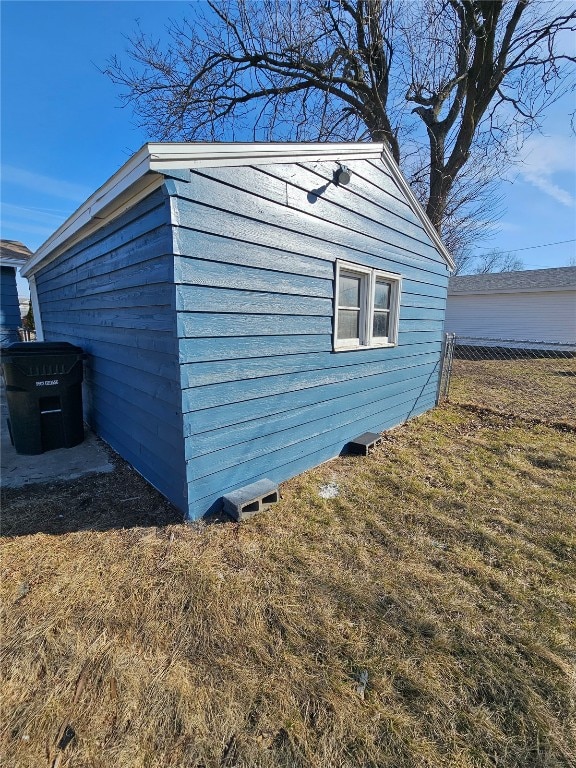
407 144 506 272
105 0 576 267
468 249 524 273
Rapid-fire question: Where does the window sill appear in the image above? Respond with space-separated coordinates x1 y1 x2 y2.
333 341 397 352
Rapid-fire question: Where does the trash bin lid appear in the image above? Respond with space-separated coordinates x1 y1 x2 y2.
1 341 84 358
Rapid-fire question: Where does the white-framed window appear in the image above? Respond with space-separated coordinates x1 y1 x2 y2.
334 261 402 350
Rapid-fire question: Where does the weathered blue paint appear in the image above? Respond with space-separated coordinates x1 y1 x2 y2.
184 370 438 458
188 393 438 518
32 152 449 522
33 188 187 511
0 266 22 344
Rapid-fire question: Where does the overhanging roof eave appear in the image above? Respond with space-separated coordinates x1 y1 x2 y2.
22 141 454 277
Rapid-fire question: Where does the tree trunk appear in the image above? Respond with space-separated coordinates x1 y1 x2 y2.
368 116 400 165
425 125 448 234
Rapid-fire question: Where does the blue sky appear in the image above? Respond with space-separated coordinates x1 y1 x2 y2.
2 1 575 298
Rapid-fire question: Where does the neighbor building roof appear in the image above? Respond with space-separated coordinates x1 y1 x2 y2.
0 240 33 268
449 266 576 295
21 142 454 278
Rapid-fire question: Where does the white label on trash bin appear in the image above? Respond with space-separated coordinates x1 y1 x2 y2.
35 380 59 386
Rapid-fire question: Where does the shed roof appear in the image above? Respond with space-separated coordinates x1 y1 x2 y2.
21 142 454 278
449 267 576 295
0 240 33 268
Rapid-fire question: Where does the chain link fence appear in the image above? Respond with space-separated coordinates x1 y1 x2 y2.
439 334 576 426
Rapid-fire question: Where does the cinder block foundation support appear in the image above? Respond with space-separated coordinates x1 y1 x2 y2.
347 432 382 456
222 478 279 521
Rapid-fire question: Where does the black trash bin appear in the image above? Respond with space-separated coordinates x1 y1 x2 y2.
1 342 86 455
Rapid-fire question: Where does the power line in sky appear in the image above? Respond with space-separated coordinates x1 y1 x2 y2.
484 238 576 255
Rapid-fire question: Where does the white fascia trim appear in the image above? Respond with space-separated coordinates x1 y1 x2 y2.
21 172 164 279
380 144 455 272
28 275 44 341
21 145 153 278
148 141 385 170
0 256 29 268
21 142 385 279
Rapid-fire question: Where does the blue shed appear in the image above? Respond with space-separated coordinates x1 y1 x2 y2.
21 143 454 519
1 241 30 345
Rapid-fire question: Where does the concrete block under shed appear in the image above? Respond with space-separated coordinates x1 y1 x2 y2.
347 432 382 456
223 478 279 521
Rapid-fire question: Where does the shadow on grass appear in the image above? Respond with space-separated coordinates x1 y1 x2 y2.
0 457 185 537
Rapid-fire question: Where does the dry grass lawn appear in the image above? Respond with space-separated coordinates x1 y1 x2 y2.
1 404 575 768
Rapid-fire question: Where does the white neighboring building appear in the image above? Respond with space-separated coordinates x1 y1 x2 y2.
445 267 576 346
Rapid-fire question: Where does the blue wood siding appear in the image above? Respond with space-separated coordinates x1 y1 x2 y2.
0 266 22 344
171 158 449 519
34 188 187 512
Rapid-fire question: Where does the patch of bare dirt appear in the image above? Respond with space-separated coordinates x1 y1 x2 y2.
0 443 183 538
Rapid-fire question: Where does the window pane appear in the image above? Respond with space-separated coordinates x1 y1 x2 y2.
374 279 391 309
338 309 360 340
373 311 389 338
339 274 361 308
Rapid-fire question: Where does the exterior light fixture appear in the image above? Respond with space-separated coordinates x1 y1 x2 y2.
335 164 352 185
